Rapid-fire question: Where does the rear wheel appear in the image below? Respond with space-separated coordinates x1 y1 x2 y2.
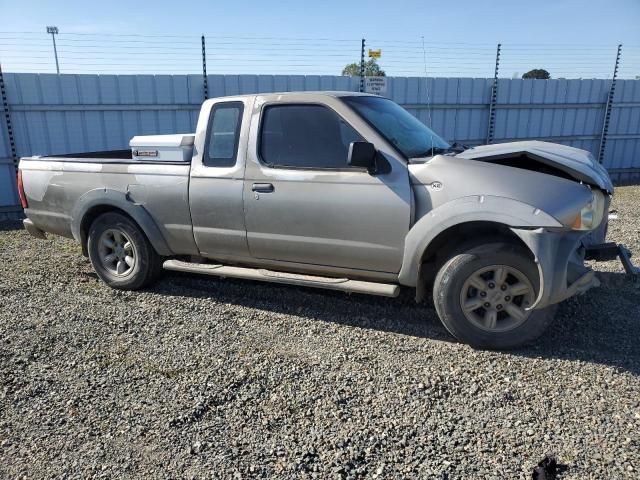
433 242 556 349
87 212 162 290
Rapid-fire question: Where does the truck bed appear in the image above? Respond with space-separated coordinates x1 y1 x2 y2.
19 153 197 255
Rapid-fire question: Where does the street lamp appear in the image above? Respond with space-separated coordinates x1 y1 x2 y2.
46 26 60 74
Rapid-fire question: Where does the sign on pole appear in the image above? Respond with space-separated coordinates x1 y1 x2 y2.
368 49 382 59
364 76 387 95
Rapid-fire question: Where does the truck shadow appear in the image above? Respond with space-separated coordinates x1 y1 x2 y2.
152 270 640 376
0 219 24 231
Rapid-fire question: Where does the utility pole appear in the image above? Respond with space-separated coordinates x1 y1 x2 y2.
46 26 60 74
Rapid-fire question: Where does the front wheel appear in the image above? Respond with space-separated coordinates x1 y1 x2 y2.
87 212 162 290
433 242 556 349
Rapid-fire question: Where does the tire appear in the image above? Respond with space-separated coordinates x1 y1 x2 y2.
432 242 556 349
87 212 163 290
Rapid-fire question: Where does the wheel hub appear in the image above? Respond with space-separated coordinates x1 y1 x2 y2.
459 264 535 332
97 228 136 277
487 289 503 304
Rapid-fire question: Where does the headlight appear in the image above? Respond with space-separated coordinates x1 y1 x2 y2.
571 189 605 230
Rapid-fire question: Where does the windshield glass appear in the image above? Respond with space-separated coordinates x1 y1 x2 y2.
342 95 450 158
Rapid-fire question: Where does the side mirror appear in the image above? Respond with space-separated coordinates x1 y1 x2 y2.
347 141 377 172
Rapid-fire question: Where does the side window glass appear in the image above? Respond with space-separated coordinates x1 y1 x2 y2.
260 104 363 169
205 102 243 167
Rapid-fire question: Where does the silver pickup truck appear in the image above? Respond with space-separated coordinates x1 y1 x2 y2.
18 92 636 349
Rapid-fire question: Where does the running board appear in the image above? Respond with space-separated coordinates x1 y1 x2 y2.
162 259 400 297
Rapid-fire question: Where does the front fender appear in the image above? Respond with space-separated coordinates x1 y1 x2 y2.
70 188 173 256
398 195 562 287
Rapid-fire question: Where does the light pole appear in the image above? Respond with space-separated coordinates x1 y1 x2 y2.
46 26 60 74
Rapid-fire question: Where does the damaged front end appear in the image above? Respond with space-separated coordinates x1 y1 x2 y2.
512 225 638 310
455 140 614 193
511 227 601 309
455 140 637 308
408 139 637 308
510 188 637 309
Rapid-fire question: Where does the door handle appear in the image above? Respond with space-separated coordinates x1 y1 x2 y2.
252 183 274 193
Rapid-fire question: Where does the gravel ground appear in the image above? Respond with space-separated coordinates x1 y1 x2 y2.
1 186 639 479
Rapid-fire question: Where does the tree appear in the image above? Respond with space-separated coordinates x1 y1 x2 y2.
342 59 386 77
522 69 551 80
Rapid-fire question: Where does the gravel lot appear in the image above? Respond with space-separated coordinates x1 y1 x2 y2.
1 186 639 479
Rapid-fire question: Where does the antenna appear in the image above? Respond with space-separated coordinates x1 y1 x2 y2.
421 36 434 155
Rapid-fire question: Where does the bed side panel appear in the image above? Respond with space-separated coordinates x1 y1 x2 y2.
19 158 197 255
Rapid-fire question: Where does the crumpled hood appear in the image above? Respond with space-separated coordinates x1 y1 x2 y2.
455 140 614 193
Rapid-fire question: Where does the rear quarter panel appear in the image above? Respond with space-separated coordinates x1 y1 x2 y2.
19 158 198 255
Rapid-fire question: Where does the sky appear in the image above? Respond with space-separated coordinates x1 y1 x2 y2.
1 0 639 78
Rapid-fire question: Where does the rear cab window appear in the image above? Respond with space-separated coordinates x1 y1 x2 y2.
204 101 244 167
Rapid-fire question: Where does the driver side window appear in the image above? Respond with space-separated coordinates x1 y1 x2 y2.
260 104 363 169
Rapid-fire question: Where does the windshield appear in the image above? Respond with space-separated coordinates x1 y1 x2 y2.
342 95 450 158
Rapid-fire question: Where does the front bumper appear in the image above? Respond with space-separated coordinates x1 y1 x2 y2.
512 227 638 309
511 228 601 309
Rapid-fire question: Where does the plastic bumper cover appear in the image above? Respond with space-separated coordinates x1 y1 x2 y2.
510 228 601 309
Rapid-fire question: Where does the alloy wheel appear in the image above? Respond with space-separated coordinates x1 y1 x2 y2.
459 264 535 332
98 228 136 277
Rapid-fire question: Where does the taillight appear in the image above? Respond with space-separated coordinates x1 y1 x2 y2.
17 169 28 209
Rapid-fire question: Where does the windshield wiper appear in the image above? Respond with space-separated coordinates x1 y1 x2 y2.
411 146 453 158
449 142 470 153
411 142 470 158
432 147 454 155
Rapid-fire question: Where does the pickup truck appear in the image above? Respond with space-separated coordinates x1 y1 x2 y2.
18 91 637 349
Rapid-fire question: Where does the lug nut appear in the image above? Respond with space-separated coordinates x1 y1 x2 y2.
500 284 507 291
480 291 487 298
483 302 491 308
496 304 503 311
488 282 495 289
504 296 511 302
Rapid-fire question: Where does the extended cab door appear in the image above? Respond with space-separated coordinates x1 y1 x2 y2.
243 94 411 273
190 98 252 259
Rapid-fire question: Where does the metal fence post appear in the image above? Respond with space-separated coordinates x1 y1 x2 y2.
359 38 366 93
598 44 622 164
0 62 18 172
486 43 501 144
201 35 208 101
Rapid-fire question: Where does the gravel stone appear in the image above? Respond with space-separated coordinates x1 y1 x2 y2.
1 186 639 479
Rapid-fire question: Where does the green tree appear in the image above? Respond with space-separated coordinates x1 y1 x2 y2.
522 69 551 79
342 59 386 77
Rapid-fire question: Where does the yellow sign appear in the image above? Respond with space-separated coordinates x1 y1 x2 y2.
368 49 382 59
